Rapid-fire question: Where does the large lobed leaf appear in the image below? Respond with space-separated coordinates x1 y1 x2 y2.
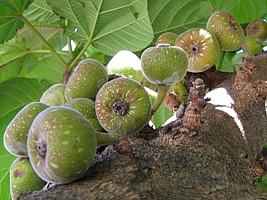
210 0 267 23
23 0 60 24
0 0 33 43
148 0 212 39
46 0 154 56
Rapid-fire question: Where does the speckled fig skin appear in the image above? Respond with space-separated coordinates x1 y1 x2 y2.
40 83 66 106
175 28 220 73
242 36 263 57
65 59 108 100
156 32 178 46
27 106 97 184
207 11 245 51
95 77 151 136
141 44 188 85
246 19 267 41
3 102 48 157
10 158 46 200
65 98 104 131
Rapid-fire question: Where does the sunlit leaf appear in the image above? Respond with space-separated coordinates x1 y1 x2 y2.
46 0 154 55
148 0 212 39
23 0 60 24
209 0 267 23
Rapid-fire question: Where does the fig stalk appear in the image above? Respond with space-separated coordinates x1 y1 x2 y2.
151 85 170 114
96 132 121 146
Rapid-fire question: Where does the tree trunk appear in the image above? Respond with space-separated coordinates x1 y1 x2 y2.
20 54 267 200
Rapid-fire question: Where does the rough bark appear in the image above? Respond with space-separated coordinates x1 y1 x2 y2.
21 54 267 200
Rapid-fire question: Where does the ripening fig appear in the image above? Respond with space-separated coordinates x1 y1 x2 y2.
65 59 108 100
141 44 188 113
65 98 104 131
175 28 220 72
141 44 188 85
40 83 66 106
95 77 151 136
207 11 245 51
156 32 178 46
242 36 262 57
10 158 46 200
3 102 48 157
246 19 267 40
27 106 97 184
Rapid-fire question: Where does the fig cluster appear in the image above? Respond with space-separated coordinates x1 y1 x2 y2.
3 10 266 199
3 58 152 199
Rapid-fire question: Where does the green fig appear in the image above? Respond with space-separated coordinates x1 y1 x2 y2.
95 77 151 136
242 36 262 57
246 19 267 41
207 11 245 51
3 102 48 157
40 83 66 106
65 59 108 100
27 106 97 184
10 158 46 200
141 44 188 85
175 28 220 72
65 98 104 132
156 32 178 46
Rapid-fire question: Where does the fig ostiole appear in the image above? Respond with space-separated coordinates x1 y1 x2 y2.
3 102 48 157
10 158 46 200
175 28 220 73
141 44 188 113
27 106 97 184
246 19 267 41
95 77 151 136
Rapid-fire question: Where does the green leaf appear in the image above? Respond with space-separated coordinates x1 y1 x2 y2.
209 0 267 23
0 55 39 84
150 98 172 128
217 51 243 73
148 0 212 38
46 0 154 56
85 45 107 64
24 55 67 83
23 0 60 24
0 0 33 43
0 169 12 200
0 44 29 68
18 25 66 50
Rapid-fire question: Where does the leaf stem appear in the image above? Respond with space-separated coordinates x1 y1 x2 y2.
20 16 67 66
152 84 170 114
66 40 91 70
29 49 69 56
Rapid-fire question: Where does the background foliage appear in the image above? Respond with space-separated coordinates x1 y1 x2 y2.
0 0 266 199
